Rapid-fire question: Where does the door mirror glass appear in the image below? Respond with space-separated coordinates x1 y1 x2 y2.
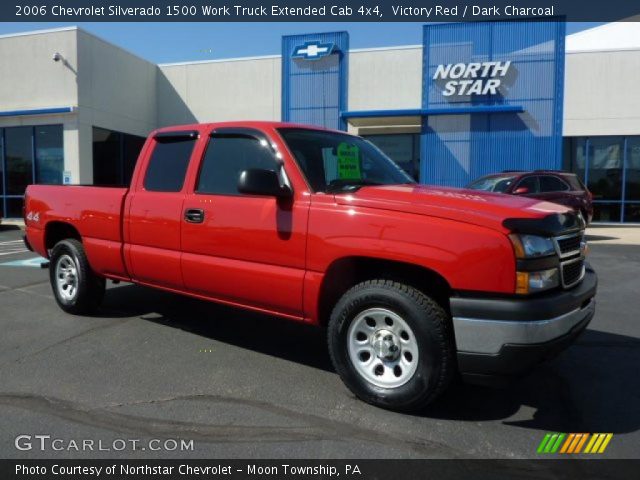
238 169 292 198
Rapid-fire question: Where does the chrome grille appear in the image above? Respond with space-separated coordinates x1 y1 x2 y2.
553 231 586 289
553 232 583 258
561 257 585 288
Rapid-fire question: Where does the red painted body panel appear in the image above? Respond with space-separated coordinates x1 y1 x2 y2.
24 185 128 278
24 121 573 326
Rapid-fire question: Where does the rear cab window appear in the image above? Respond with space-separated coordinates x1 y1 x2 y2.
143 131 198 192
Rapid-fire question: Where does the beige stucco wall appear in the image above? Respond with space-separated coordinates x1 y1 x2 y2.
0 28 83 183
75 29 158 182
564 49 640 136
76 29 157 137
157 56 281 127
0 28 78 112
348 46 423 112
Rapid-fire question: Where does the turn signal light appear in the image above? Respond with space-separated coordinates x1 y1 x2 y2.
516 271 530 294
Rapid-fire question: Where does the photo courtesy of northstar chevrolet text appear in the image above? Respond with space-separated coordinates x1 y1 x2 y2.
0 1 638 478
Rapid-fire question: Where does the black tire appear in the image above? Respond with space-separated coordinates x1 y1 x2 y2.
327 279 454 412
49 239 105 315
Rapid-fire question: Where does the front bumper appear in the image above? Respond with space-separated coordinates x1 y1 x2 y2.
451 266 597 381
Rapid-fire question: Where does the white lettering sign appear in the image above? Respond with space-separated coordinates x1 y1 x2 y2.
433 61 511 96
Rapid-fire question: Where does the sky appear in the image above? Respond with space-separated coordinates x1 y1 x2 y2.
0 22 605 64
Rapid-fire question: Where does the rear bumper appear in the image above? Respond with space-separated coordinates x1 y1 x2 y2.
451 267 597 380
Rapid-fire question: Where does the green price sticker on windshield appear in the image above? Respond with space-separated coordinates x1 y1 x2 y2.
337 142 361 180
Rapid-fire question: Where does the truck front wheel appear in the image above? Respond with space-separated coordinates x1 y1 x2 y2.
328 280 454 411
49 239 105 315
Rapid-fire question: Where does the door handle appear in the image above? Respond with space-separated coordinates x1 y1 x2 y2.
184 208 205 223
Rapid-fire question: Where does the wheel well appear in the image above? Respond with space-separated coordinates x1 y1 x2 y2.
45 222 81 252
317 257 452 326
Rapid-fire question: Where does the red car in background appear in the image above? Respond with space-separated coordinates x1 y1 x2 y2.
466 170 594 224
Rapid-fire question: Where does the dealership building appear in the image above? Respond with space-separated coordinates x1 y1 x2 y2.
0 21 639 222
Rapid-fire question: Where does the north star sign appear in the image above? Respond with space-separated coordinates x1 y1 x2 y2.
292 41 335 60
433 61 512 96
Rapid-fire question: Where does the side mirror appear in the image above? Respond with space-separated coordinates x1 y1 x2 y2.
513 186 529 194
238 169 292 198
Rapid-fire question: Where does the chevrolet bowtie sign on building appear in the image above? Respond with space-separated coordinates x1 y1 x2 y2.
292 41 336 60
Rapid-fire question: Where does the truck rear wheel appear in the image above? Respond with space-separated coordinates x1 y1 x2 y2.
327 279 454 411
49 239 105 315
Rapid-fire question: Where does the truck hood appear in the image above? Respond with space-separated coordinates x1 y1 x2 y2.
334 184 570 233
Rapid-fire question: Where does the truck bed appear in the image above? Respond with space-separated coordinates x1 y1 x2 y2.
25 184 129 279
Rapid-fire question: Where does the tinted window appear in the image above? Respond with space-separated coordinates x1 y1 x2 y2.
197 135 278 195
587 137 623 200
143 136 196 192
278 128 413 192
93 127 121 185
93 128 146 186
5 127 34 195
540 175 569 192
35 125 63 185
516 176 540 193
364 134 420 180
466 175 517 193
563 175 584 191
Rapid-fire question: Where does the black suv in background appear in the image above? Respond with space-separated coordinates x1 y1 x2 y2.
466 170 594 224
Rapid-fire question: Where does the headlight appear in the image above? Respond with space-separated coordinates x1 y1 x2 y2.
516 268 560 294
509 234 556 258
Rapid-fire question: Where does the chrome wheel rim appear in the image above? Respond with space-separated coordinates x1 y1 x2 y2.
55 254 78 301
347 308 419 388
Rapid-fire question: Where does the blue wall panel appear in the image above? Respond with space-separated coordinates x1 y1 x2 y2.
282 32 349 131
421 21 565 187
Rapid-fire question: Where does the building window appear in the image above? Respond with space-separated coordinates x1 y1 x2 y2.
35 125 64 185
362 134 421 181
564 135 640 223
625 137 640 223
5 127 34 197
93 127 146 186
0 125 63 218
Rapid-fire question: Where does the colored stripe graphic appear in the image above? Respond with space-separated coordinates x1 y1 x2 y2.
550 433 566 453
537 433 552 453
539 433 613 454
574 434 589 453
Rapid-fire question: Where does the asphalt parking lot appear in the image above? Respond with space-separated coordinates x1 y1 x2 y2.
0 224 638 459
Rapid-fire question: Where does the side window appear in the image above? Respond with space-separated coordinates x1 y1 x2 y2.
516 176 540 193
143 135 196 192
540 175 570 192
196 135 278 195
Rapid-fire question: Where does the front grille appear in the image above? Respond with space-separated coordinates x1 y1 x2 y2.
561 258 585 288
555 233 583 257
553 231 586 289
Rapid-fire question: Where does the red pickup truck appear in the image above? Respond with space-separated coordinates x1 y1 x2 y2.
24 121 597 411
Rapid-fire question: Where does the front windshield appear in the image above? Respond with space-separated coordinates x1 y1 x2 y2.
466 175 517 193
278 128 415 193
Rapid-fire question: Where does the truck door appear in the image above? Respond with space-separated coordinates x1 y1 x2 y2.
125 130 199 289
180 128 308 318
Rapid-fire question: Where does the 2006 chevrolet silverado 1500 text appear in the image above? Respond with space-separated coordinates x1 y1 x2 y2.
23 122 597 411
